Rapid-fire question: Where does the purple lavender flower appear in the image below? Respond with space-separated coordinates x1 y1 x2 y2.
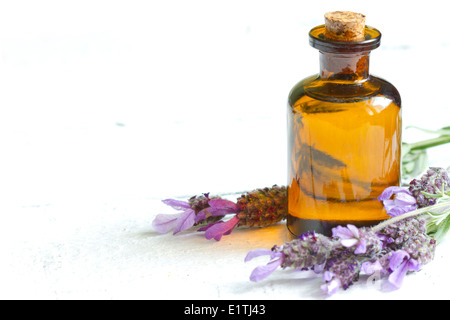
321 271 342 295
409 167 450 207
378 186 418 217
198 199 239 219
321 253 361 293
332 225 367 254
388 250 420 289
244 249 284 282
153 185 287 240
332 225 383 256
152 199 197 234
199 215 240 241
152 197 236 235
245 232 335 282
361 260 385 276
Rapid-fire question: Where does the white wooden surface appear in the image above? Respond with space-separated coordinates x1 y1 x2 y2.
1 0 450 299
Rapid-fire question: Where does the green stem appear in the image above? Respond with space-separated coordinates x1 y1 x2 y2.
371 201 450 233
407 135 450 151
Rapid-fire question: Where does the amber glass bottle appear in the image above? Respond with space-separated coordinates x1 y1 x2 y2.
287 15 402 237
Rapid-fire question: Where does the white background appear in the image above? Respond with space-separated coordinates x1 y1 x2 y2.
1 0 449 299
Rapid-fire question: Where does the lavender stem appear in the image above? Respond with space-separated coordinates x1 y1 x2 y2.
371 201 450 233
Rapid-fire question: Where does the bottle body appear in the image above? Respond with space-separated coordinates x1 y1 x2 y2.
287 74 401 237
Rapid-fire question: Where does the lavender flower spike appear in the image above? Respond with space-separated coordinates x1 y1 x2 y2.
378 186 418 217
409 167 450 207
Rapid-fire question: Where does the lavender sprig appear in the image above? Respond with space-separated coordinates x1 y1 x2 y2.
246 167 450 295
153 185 287 240
246 216 436 295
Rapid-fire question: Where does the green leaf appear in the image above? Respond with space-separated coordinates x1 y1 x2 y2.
401 142 411 158
421 191 444 198
406 135 450 151
401 125 450 183
406 125 450 137
432 213 450 243
401 148 428 184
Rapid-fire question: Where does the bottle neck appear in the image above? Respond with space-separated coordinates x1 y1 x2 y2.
319 51 370 81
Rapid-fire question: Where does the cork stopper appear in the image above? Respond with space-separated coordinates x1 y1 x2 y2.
324 11 366 42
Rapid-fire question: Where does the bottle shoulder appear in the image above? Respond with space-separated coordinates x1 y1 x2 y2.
288 74 401 107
